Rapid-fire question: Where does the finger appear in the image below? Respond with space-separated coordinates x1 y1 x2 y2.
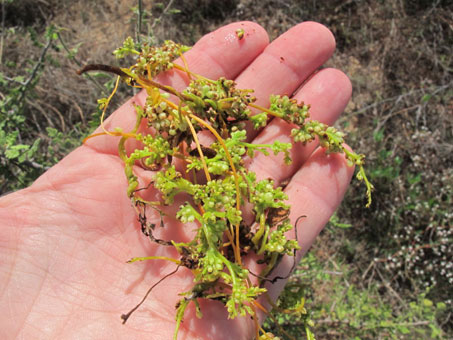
262 145 355 306
246 68 352 184
85 21 269 154
194 22 337 157
235 21 336 140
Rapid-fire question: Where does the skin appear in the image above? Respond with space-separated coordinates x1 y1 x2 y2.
0 21 354 340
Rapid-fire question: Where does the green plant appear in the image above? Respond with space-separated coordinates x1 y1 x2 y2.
0 20 118 194
362 99 452 305
129 0 182 48
78 37 372 340
264 252 446 340
317 280 446 339
0 25 57 191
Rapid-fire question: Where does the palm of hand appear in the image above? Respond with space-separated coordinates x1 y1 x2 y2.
0 22 353 340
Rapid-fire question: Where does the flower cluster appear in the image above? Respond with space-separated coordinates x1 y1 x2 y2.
115 38 190 78
183 77 256 133
82 38 372 340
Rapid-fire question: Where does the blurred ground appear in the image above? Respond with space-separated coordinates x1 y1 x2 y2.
1 0 452 338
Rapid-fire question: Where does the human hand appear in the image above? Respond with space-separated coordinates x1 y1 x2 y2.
0 21 353 340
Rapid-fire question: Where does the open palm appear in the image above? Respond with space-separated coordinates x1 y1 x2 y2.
0 22 354 340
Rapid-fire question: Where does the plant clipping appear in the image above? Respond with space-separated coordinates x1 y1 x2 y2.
78 36 373 340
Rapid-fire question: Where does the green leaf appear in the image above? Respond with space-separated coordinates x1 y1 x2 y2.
423 298 433 307
306 327 316 340
329 213 352 229
5 144 29 160
380 320 392 327
373 129 384 142
436 302 446 310
407 173 421 185
421 94 432 102
399 326 410 334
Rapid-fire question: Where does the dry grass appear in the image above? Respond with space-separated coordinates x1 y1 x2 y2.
2 0 452 336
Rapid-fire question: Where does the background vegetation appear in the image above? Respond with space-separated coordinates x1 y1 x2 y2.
1 0 451 339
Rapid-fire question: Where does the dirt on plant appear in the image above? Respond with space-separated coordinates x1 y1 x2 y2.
1 0 452 338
